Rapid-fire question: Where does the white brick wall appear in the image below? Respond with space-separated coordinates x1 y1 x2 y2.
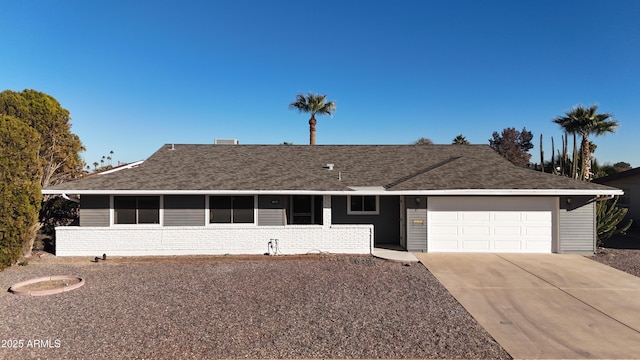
54 225 373 257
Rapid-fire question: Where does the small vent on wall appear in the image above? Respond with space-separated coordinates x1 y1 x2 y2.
215 139 239 145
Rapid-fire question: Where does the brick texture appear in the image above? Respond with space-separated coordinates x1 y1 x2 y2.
54 225 373 256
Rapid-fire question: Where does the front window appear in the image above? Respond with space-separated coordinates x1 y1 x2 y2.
347 195 379 215
210 196 255 224
114 196 160 224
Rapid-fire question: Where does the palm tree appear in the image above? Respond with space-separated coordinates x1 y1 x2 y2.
452 134 470 145
553 104 618 181
289 92 336 145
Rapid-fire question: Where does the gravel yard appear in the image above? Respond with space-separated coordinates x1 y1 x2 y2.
0 254 509 359
589 233 640 278
590 248 640 277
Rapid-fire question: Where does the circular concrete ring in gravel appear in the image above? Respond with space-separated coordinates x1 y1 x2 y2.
9 275 84 296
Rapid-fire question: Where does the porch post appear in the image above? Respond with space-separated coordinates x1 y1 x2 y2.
322 195 332 228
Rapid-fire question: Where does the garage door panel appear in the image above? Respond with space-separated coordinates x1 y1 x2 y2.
461 240 491 251
429 240 458 252
525 212 552 221
428 197 554 253
525 241 551 252
461 226 490 236
494 226 522 236
494 212 522 221
430 212 458 222
430 225 459 236
493 240 523 251
461 212 491 221
525 226 551 236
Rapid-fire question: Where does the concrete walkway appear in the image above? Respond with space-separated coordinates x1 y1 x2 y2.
372 248 419 262
415 253 640 359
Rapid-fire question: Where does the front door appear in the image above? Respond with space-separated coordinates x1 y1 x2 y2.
290 195 323 225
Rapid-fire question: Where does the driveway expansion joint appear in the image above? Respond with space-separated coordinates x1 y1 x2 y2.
416 253 640 359
496 254 640 336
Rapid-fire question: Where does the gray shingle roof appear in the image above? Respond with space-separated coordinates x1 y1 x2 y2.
45 144 620 194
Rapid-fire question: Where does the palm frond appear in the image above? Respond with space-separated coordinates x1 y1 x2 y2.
553 104 618 136
289 92 335 117
288 93 311 112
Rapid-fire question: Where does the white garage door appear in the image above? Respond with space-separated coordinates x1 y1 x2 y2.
428 197 555 253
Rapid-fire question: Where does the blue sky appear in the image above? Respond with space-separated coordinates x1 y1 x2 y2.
2 0 639 167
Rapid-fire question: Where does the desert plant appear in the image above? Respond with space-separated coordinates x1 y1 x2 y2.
596 196 633 246
539 134 544 172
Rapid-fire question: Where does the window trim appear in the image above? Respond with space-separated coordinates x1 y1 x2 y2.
111 195 163 226
347 195 380 215
206 195 257 226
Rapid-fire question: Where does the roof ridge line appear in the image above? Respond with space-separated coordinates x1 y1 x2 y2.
384 156 462 189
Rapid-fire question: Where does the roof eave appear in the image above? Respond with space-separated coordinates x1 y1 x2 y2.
42 188 624 196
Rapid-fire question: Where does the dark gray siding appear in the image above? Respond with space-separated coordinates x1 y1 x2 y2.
406 196 427 252
164 195 205 226
596 177 636 224
559 196 595 253
258 195 286 226
80 195 110 227
331 195 400 245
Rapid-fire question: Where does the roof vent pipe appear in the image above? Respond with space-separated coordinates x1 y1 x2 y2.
169 144 175 150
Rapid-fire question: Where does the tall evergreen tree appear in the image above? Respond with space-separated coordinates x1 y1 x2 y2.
0 89 85 256
0 89 85 187
489 127 534 167
0 115 42 267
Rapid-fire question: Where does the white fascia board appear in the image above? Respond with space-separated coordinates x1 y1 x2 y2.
42 188 624 196
395 189 625 196
349 186 386 191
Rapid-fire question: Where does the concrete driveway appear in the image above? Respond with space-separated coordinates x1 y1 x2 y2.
415 253 640 359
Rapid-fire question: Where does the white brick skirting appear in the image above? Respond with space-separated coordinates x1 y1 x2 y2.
54 225 374 257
